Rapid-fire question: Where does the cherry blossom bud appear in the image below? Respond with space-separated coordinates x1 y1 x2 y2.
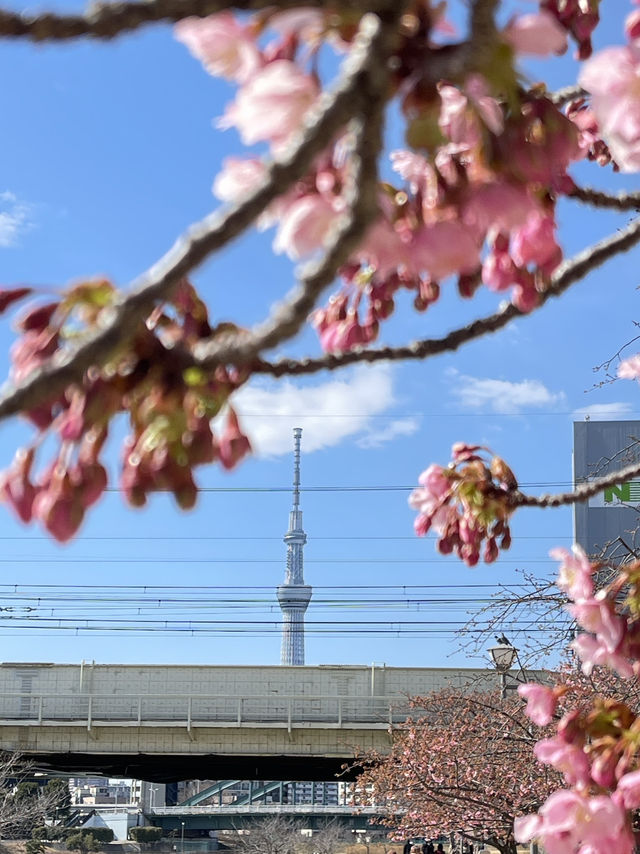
218 408 251 470
626 10 640 43
16 301 59 333
0 448 37 523
0 287 33 315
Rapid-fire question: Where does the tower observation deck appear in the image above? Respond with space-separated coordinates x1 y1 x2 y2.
277 428 312 665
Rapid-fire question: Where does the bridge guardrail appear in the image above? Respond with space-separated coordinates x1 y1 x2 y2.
0 693 417 729
150 806 384 816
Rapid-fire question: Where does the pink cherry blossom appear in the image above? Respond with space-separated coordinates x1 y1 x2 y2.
571 632 634 679
389 150 434 195
411 221 480 280
533 791 630 854
550 544 594 601
273 194 340 260
463 182 539 234
268 9 326 44
568 599 624 652
353 214 407 278
534 736 591 785
617 353 640 380
417 464 451 499
482 243 517 292
219 60 319 150
579 45 640 172
615 770 640 809
174 12 261 82
213 157 267 203
438 76 503 150
518 683 557 726
511 212 561 273
463 75 504 135
503 11 568 57
438 84 478 148
513 813 542 844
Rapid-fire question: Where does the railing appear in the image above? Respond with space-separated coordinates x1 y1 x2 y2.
0 692 414 729
151 805 384 816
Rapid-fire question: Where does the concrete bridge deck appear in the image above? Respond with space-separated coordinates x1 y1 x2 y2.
0 662 503 781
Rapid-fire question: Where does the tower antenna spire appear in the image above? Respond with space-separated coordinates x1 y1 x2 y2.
292 426 301 511
277 427 312 665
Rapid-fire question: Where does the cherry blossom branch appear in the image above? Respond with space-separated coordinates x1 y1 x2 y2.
512 455 640 510
0 12 389 423
191 15 393 366
0 0 495 43
568 185 640 211
0 0 396 41
249 215 640 376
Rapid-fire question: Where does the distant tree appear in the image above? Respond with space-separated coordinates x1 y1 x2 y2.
43 779 71 817
66 832 101 852
354 690 560 854
303 821 351 854
66 828 114 845
14 782 40 802
0 753 65 839
229 816 302 854
25 839 46 854
130 826 163 845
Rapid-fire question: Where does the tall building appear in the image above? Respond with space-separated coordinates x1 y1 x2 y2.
277 428 312 665
574 420 640 563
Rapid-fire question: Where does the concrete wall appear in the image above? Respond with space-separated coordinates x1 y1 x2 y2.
0 662 501 702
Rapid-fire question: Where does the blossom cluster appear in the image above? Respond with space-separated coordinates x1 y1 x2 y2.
0 281 251 541
408 443 518 566
175 2 613 355
515 547 640 854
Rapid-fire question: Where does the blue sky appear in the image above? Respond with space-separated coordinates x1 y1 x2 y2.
0 1 638 670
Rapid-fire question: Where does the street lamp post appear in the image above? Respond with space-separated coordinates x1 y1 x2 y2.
488 638 538 854
181 821 185 854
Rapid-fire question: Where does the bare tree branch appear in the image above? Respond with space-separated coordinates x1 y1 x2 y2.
249 215 640 377
0 12 389 423
569 185 640 211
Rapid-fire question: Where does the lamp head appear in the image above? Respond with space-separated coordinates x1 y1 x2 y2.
488 641 518 672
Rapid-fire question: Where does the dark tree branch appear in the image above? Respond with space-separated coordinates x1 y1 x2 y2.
0 12 388 422
569 185 640 211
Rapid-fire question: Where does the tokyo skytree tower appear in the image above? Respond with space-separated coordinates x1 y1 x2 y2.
277 428 312 665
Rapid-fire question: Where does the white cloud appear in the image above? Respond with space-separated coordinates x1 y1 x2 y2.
230 364 407 456
0 191 33 247
447 369 565 414
573 402 634 420
357 417 420 448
